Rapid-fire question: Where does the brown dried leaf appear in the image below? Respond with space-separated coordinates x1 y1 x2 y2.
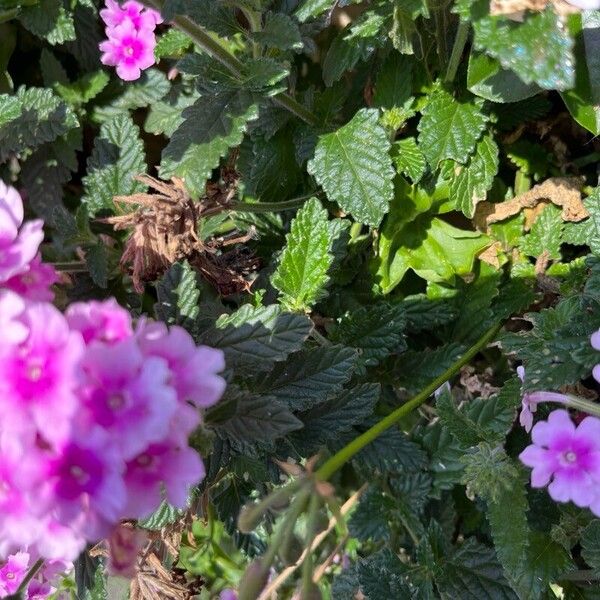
478 241 503 269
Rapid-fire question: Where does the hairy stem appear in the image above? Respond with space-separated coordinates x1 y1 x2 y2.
444 21 469 83
14 559 43 597
142 0 319 126
315 322 503 480
230 194 316 213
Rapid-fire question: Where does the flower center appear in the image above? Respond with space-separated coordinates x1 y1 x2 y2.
125 45 134 57
136 454 152 467
564 451 577 464
5 572 14 580
108 394 125 409
27 362 42 382
70 465 90 485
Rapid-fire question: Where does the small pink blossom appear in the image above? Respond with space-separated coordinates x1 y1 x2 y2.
66 298 132 345
99 21 156 81
100 0 161 32
0 181 44 284
3 255 59 301
591 330 600 383
520 409 600 510
107 524 146 578
220 590 238 600
0 551 29 595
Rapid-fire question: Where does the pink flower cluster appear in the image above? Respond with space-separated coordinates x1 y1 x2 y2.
0 552 71 599
0 181 58 301
99 0 161 81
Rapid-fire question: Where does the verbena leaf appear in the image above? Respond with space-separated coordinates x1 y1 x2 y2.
357 549 412 597
521 204 563 260
85 243 108 288
417 88 488 168
374 52 413 109
308 108 395 227
322 27 369 87
330 303 406 369
19 0 76 45
349 487 396 542
448 134 499 218
155 29 193 59
563 187 600 253
160 90 259 197
155 261 200 329
251 345 358 411
392 138 426 184
82 114 146 216
161 0 239 36
138 500 184 530
201 304 312 370
295 0 334 21
272 198 334 312
253 12 303 51
0 87 78 162
582 521 600 574
144 90 198 137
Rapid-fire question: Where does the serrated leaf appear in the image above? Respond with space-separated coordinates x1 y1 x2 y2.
19 0 76 45
160 90 259 197
82 114 146 216
582 521 600 574
251 345 358 411
292 383 380 450
144 90 198 137
330 303 406 369
272 198 334 312
201 304 312 370
66 3 104 72
138 500 184 530
322 26 369 87
0 87 78 162
417 88 488 167
392 138 426 183
241 58 289 93
521 204 563 260
161 0 239 35
85 243 108 288
449 135 499 218
357 549 412 598
349 488 396 542
564 187 600 253
374 51 413 109
308 108 394 227
55 70 110 108
469 2 574 91
253 12 303 51
75 554 107 600
155 261 200 329
155 29 193 59
295 0 334 21
398 295 457 333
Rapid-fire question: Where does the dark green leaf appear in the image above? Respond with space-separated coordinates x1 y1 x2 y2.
155 261 200 329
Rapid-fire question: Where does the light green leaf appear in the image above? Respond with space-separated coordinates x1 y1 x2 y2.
392 137 426 183
55 70 110 108
582 521 600 574
417 88 488 167
241 58 289 94
272 198 334 312
449 134 499 218
144 91 198 137
138 501 184 530
82 114 146 216
253 12 303 51
160 90 259 197
521 204 563 260
295 0 333 21
155 261 200 329
564 187 600 253
308 108 394 227
155 29 193 59
19 0 76 45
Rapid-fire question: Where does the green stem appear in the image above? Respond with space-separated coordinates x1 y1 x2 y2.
51 261 89 273
301 494 320 594
444 21 469 83
142 0 319 127
315 322 503 480
230 194 314 213
14 559 43 596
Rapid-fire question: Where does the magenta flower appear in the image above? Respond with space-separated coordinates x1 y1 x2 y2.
107 524 146 578
32 517 86 561
78 338 177 459
40 429 126 540
99 21 156 81
0 301 84 445
137 321 226 408
220 590 238 600
0 291 28 345
3 255 59 302
0 551 29 595
123 437 205 519
100 0 161 32
66 298 132 345
591 330 600 383
0 181 44 284
520 410 600 509
25 580 54 600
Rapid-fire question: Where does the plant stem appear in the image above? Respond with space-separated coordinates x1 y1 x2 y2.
230 194 314 213
142 0 319 127
444 21 469 83
51 261 89 273
301 494 320 595
315 322 503 480
15 559 43 596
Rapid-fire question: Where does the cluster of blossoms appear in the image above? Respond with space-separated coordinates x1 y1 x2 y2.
0 553 71 599
99 0 161 81
0 182 226 580
518 331 600 517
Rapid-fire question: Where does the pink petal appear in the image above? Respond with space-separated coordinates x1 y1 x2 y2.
531 409 575 447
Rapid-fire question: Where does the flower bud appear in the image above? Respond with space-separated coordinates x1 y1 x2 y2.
237 560 269 600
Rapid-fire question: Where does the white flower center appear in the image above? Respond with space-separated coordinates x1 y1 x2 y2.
108 394 125 409
27 362 42 381
125 46 134 57
564 451 577 464
70 465 90 484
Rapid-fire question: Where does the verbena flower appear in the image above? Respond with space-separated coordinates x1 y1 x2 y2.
66 298 132 345
520 409 600 511
100 0 161 32
106 524 146 577
3 255 59 302
0 181 44 284
591 330 600 383
0 551 30 595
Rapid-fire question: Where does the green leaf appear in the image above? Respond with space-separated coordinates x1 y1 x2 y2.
19 0 75 45
521 204 563 260
356 549 412 597
322 26 370 87
308 108 395 227
82 114 146 216
448 134 499 218
295 0 334 21
418 88 488 168
85 243 108 288
563 187 600 253
373 51 413 109
161 0 239 36
0 87 78 162
155 261 200 329
55 70 110 108
251 345 358 411
253 12 303 51
138 500 184 530
467 2 574 91
436 389 491 448
392 138 426 184
155 29 193 59
582 521 600 574
201 304 312 371
438 538 518 599
160 90 259 197
330 303 406 369
349 487 396 542
467 52 540 103
144 90 198 137
241 58 289 94
272 198 334 312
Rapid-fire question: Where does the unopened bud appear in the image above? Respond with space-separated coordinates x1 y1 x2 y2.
237 560 269 600
279 534 304 564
